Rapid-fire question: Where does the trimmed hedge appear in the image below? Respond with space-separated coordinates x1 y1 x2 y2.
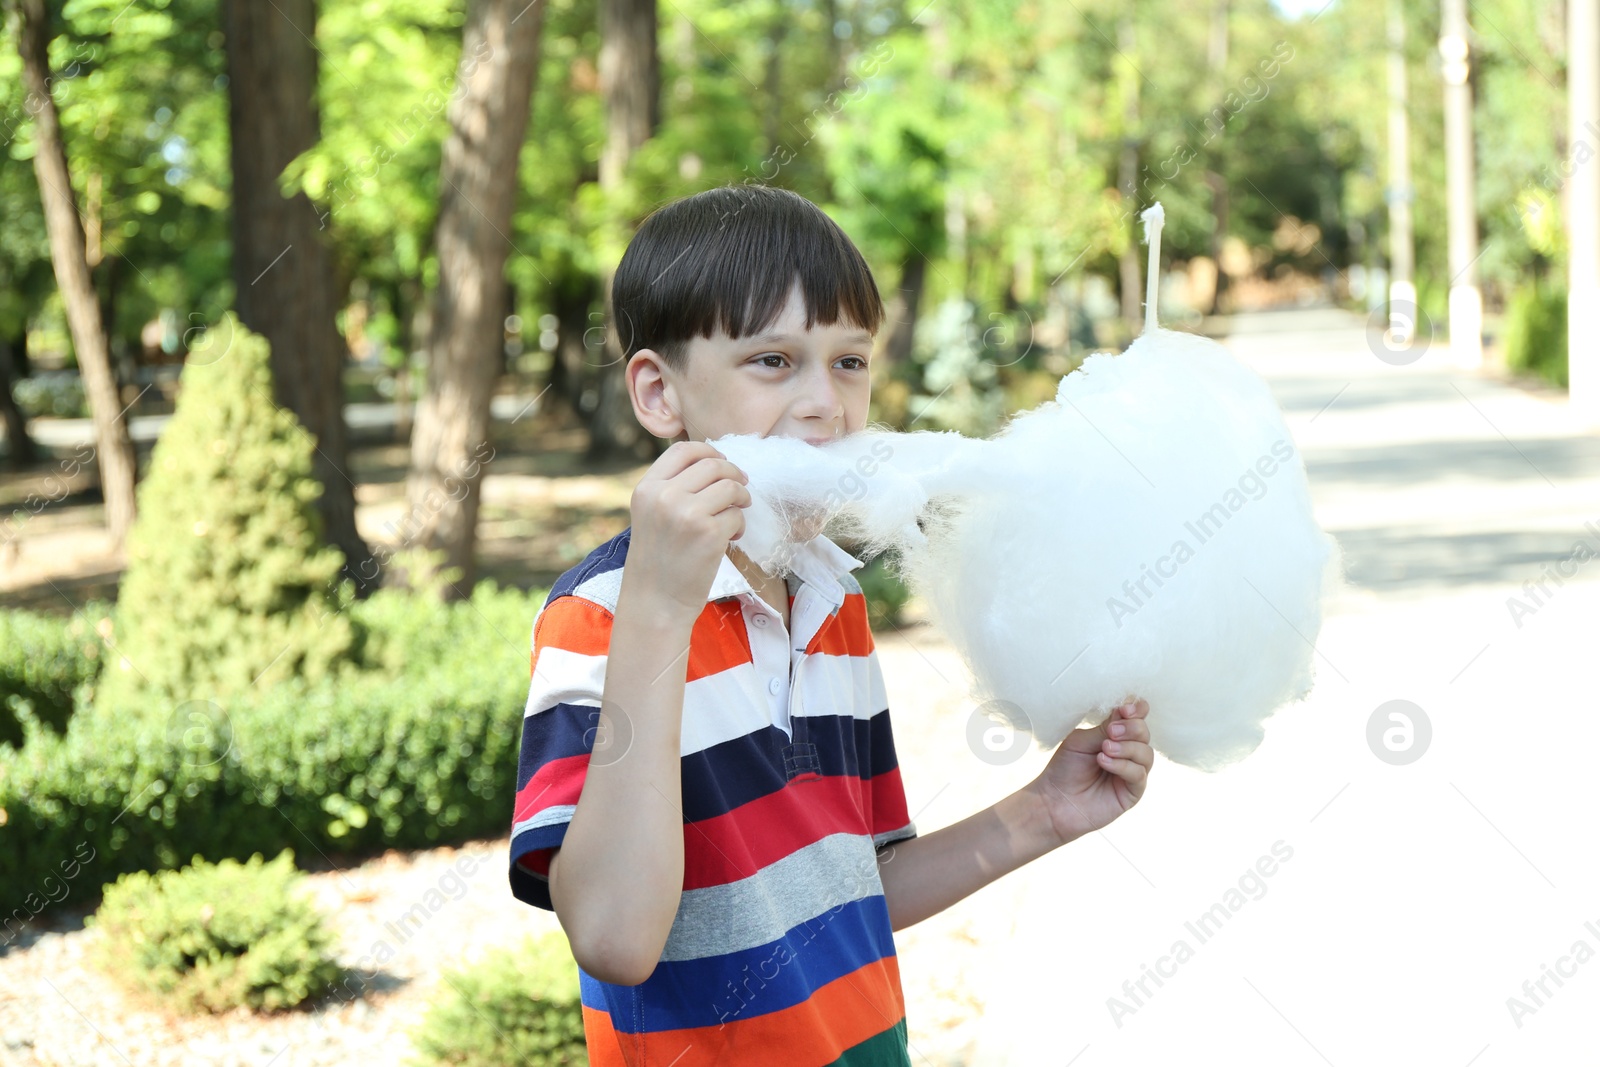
0 605 110 748
0 583 538 930
88 849 343 1013
409 933 587 1067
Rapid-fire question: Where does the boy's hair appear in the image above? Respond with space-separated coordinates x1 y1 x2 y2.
610 184 885 373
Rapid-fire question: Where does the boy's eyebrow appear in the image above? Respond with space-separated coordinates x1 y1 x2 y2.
745 328 873 345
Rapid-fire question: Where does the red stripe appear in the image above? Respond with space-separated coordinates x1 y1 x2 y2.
681 773 871 889
866 765 910 840
513 751 589 825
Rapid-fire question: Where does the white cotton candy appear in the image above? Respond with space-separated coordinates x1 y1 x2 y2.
711 327 1342 773
711 201 1342 771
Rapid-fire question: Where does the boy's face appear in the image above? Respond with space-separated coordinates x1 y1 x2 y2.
627 279 874 448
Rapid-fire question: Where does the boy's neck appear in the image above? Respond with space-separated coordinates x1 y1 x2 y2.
728 545 790 614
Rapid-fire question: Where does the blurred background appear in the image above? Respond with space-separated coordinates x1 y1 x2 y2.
2 0 1598 1064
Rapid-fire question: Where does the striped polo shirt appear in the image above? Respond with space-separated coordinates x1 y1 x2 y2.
508 526 918 1066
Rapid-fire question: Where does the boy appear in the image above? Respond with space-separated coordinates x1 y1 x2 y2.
509 183 1154 1066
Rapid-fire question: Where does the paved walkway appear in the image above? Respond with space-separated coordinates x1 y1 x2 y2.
880 308 1600 1065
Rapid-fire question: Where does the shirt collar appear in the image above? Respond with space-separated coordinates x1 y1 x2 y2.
707 533 864 611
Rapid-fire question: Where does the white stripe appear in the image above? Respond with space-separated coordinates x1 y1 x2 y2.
525 645 606 717
680 663 773 755
789 651 888 723
676 651 887 757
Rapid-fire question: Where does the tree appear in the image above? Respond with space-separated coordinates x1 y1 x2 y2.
404 0 545 591
8 0 137 536
222 0 373 587
585 0 659 461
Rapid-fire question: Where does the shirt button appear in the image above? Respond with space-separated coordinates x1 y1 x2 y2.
768 677 782 695
752 614 768 627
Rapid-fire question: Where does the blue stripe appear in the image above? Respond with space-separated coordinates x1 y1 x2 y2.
515 701 600 789
544 527 631 606
680 711 904 823
577 894 898 1032
507 833 561 910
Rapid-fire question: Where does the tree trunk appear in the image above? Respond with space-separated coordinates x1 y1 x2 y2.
404 0 545 593
547 271 595 420
11 0 137 538
876 250 927 372
597 0 660 192
223 0 375 589
587 0 660 461
0 333 36 466
1206 168 1230 314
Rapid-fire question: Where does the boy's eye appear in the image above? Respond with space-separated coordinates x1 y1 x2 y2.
839 356 867 370
756 352 786 367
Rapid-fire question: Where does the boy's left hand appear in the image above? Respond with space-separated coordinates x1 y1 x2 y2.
1027 697 1153 847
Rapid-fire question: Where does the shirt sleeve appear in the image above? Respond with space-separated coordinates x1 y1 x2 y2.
508 592 615 911
863 649 918 850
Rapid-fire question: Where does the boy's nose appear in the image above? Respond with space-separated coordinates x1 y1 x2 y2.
793 371 845 425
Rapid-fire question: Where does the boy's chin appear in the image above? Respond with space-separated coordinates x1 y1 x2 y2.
786 507 828 543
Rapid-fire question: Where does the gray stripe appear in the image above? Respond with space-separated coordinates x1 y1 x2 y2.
511 804 576 841
660 832 884 962
872 822 917 848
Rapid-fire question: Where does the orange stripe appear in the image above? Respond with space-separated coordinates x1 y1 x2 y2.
686 599 754 682
581 955 906 1067
806 592 875 657
532 596 614 671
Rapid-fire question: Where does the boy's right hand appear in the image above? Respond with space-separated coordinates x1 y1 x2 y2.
622 440 752 626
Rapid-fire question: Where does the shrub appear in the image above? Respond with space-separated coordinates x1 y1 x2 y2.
854 554 912 632
88 849 343 1013
1503 279 1568 389
100 311 355 709
409 933 587 1067
0 605 110 748
0 583 540 923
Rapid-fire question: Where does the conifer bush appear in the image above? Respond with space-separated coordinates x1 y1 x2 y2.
99 312 356 709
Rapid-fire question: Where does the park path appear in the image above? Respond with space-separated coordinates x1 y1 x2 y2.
881 308 1600 1066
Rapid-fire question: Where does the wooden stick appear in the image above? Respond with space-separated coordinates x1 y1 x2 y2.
1139 201 1165 335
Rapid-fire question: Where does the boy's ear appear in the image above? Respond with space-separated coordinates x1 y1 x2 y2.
627 349 684 440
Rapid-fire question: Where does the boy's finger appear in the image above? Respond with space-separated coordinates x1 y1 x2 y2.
1107 717 1148 742
1096 752 1150 786
1102 739 1152 765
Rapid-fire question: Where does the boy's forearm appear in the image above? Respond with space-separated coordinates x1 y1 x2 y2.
549 574 696 984
876 785 1071 932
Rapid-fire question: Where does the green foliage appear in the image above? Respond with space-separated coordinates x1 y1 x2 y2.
0 604 110 748
88 849 343 1013
101 313 356 708
855 554 912 633
0 583 540 920
408 933 587 1067
1503 279 1568 389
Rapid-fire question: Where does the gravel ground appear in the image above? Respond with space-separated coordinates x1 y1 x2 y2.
0 619 1015 1067
0 840 562 1067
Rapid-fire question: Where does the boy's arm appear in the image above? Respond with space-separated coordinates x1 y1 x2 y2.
547 576 696 986
876 699 1153 931
543 439 751 986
